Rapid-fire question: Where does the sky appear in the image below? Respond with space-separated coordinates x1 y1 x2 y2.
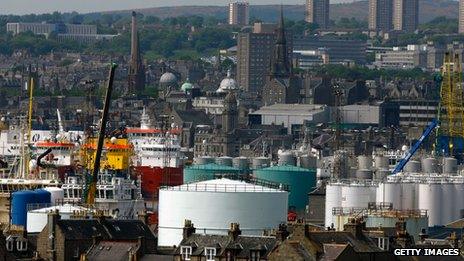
1 0 357 15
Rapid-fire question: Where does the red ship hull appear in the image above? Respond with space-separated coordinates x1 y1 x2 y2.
133 166 183 199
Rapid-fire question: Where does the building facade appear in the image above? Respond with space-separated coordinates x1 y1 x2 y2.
368 0 393 32
393 0 419 32
460 0 464 34
374 45 427 70
228 1 250 26
306 0 330 29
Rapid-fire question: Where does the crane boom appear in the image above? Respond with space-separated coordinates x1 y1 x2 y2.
85 63 117 204
391 119 439 175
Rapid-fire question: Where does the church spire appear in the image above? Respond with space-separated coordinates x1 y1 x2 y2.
128 11 146 94
270 6 290 78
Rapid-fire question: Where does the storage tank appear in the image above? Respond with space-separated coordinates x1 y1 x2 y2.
357 156 372 170
183 163 241 183
44 187 64 204
441 181 455 225
34 189 51 204
27 204 90 233
215 156 233 167
12 191 37 227
232 157 249 170
374 156 389 169
158 178 288 247
422 158 439 174
195 156 215 165
404 160 421 173
376 182 401 209
443 157 458 174
254 165 316 210
355 169 373 180
299 155 317 169
278 151 296 166
325 183 343 228
401 182 415 210
454 179 464 220
341 183 376 209
252 157 271 170
375 169 390 180
418 181 442 226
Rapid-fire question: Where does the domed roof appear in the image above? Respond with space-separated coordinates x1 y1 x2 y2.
160 72 177 84
217 69 238 93
181 78 194 92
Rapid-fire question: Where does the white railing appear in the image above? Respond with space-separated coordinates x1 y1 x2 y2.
162 183 283 193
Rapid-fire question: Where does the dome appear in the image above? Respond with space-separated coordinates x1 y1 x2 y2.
217 69 238 93
181 78 194 92
159 72 177 85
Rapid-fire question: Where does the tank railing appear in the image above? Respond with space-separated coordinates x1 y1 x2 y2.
213 173 291 192
332 207 428 218
27 203 53 211
162 183 285 193
329 179 379 186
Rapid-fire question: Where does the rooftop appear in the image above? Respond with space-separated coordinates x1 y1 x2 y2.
251 104 327 116
162 178 287 193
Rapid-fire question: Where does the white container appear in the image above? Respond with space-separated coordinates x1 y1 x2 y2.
418 182 442 226
325 183 343 228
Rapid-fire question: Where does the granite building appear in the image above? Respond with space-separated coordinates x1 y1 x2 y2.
228 1 250 26
393 0 419 32
368 0 393 32
306 0 330 29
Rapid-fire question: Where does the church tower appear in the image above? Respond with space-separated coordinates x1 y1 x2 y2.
270 7 291 78
128 11 146 94
222 91 238 134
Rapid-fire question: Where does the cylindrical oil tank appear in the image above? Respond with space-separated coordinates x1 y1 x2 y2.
441 181 455 225
375 169 390 180
341 183 376 209
252 157 270 170
325 183 343 228
422 158 439 174
418 182 442 226
357 156 372 170
404 160 421 173
157 178 288 247
183 163 241 183
374 156 389 169
278 151 296 166
44 187 64 204
355 169 373 180
376 182 401 209
195 156 215 165
12 190 37 227
34 189 51 204
215 156 233 167
400 182 415 210
299 155 317 169
232 157 249 170
254 165 316 210
454 180 464 220
443 157 458 174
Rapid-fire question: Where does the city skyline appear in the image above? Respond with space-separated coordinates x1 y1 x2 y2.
3 0 358 15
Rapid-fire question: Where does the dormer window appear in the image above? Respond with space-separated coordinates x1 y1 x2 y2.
16 238 27 252
181 246 192 260
377 237 389 251
205 247 216 261
250 250 260 261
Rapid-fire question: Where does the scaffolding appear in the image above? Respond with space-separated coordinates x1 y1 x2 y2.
436 52 464 156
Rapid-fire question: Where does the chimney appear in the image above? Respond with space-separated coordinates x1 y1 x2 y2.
47 209 60 261
276 223 289 241
343 218 364 239
228 223 242 241
182 220 196 240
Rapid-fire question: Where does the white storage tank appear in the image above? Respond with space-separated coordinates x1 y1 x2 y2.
26 204 90 233
43 187 64 204
355 169 373 180
325 183 343 228
422 158 439 174
252 157 270 170
454 179 464 220
216 156 233 167
341 183 376 209
401 182 415 210
377 182 401 209
441 181 455 224
404 160 421 173
233 157 249 170
375 169 390 180
157 178 288 247
418 181 442 226
357 156 372 170
278 151 296 166
195 156 215 165
374 156 389 169
443 157 458 174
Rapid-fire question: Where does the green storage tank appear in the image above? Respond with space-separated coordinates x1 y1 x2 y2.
254 165 316 210
183 163 242 183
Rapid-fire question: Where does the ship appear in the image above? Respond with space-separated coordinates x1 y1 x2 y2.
127 108 185 203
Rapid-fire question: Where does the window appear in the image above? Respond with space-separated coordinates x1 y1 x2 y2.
377 237 389 250
250 251 260 261
205 247 216 261
181 246 192 260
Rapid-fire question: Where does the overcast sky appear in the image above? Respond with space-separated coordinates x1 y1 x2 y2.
1 0 357 15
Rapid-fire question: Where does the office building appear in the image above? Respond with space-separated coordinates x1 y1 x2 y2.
228 1 250 26
368 0 393 32
306 0 330 29
460 0 464 34
237 23 292 94
393 0 419 32
374 45 427 70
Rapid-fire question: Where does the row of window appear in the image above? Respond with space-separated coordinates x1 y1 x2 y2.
180 246 261 261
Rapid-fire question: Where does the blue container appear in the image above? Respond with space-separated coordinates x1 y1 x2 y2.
254 165 317 210
34 189 51 204
11 190 37 227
